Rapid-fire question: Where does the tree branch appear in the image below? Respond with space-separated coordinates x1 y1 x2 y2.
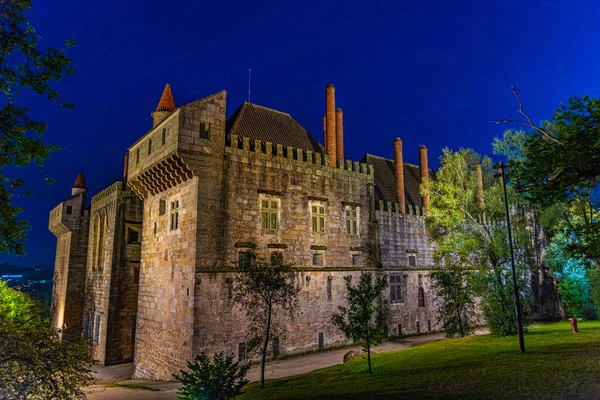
491 86 561 144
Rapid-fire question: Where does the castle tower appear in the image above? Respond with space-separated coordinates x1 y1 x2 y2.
151 84 176 128
49 171 90 335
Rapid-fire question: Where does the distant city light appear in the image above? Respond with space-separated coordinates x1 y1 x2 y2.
1 274 23 278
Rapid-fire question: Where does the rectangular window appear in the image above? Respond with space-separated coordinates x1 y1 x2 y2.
238 342 246 362
148 139 152 155
66 205 73 215
398 324 402 336
127 228 139 244
327 277 332 301
162 128 166 145
159 199 166 216
416 321 421 334
311 204 326 233
136 148 140 164
270 252 283 265
428 320 432 332
390 273 405 303
345 206 358 235
318 332 324 349
94 314 101 344
408 255 416 267
238 252 251 268
199 122 211 139
261 199 279 231
351 254 360 266
418 274 423 286
170 200 179 231
312 253 323 267
273 338 280 356
133 267 140 284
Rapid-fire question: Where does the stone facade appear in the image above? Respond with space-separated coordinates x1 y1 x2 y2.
50 83 562 380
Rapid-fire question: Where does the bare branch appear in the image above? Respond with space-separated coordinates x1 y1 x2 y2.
491 86 561 144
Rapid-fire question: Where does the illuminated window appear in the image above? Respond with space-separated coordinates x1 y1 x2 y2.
311 204 326 233
170 200 179 231
345 206 358 235
199 122 210 140
261 199 279 231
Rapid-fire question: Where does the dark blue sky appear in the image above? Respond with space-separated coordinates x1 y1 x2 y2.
2 0 599 266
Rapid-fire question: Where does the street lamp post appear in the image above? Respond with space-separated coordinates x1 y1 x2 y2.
494 161 526 354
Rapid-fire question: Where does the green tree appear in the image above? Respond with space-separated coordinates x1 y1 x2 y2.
173 352 249 400
422 148 532 336
493 89 600 269
430 261 477 338
1 0 75 254
331 271 388 374
234 248 299 389
0 280 93 399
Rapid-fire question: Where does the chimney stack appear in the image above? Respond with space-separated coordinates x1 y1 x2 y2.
123 153 129 179
393 138 405 213
325 84 337 167
336 108 344 162
323 115 327 152
476 163 485 211
419 145 430 209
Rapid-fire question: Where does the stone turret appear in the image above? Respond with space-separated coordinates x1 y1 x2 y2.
49 171 90 335
151 84 176 128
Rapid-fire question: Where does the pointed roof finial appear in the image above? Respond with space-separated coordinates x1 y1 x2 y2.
155 84 175 112
72 171 86 189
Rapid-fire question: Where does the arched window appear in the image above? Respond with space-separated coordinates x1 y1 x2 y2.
418 287 425 308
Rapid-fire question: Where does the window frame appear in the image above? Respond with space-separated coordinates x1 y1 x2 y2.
344 205 359 236
261 198 279 232
310 202 326 234
390 273 406 304
169 199 180 231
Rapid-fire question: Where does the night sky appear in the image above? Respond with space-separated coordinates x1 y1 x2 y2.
2 0 599 267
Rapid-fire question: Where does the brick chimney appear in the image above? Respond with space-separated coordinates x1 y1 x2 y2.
476 163 485 211
123 153 129 179
323 115 327 152
419 145 430 209
393 138 405 213
152 84 176 128
325 84 337 167
72 171 87 196
336 108 344 162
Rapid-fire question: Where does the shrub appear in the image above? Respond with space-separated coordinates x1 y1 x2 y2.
173 352 249 400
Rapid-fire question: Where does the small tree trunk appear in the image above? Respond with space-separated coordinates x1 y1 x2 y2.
261 303 272 389
366 324 372 374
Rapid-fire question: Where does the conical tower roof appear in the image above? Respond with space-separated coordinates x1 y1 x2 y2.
155 84 175 112
72 171 86 189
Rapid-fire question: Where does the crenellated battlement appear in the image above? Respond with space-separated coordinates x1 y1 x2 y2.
91 181 122 205
377 199 426 217
227 134 373 177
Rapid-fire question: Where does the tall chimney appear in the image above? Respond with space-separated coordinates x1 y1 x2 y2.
419 145 430 209
476 163 485 211
123 153 129 179
325 84 337 167
393 138 405 213
497 167 504 185
336 108 344 162
323 115 327 152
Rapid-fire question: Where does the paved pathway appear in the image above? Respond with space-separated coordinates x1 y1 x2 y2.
85 329 488 399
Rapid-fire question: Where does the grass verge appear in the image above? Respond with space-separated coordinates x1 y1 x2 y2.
238 321 600 399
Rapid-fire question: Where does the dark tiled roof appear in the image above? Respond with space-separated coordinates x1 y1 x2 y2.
226 102 324 154
362 154 432 208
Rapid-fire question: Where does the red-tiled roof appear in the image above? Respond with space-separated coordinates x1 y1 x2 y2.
72 171 86 189
155 84 175 112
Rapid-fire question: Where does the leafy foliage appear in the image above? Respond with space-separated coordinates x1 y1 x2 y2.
331 271 388 374
234 247 299 388
0 0 75 254
422 148 533 336
0 280 93 399
430 263 477 338
173 352 249 400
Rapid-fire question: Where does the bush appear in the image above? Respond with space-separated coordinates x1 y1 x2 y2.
480 273 531 336
173 352 249 400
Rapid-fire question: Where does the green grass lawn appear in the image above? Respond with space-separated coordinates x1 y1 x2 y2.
238 321 600 399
